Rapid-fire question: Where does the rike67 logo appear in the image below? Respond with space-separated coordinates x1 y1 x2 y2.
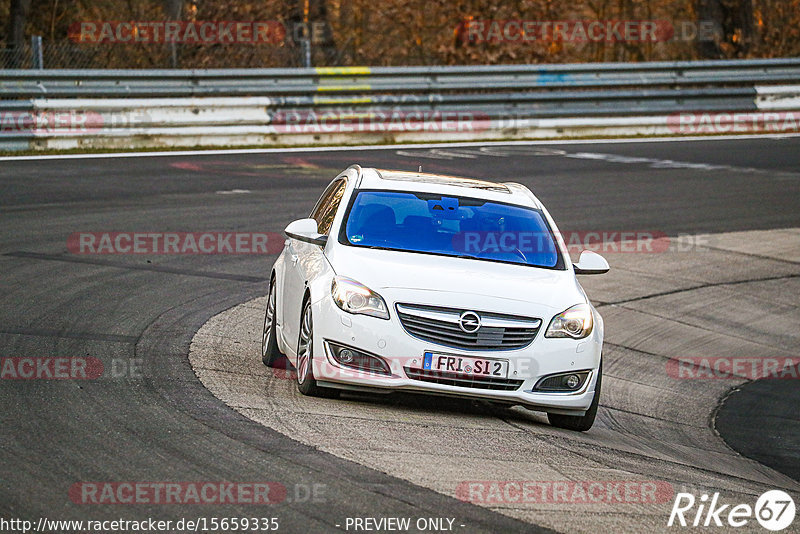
669 490 796 531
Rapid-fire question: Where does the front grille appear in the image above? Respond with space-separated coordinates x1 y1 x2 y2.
396 303 541 351
404 367 524 391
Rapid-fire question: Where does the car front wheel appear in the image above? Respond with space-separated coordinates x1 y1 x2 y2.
547 361 602 432
261 280 284 367
296 298 338 398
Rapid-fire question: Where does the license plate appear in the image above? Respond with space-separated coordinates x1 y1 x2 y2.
422 352 509 378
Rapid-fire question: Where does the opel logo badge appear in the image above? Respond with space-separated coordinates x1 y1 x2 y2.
459 311 481 333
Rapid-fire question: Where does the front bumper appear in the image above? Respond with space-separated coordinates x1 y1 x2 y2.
308 292 603 414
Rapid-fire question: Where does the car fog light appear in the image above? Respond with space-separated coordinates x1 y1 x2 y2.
532 370 591 392
565 374 581 389
328 342 392 376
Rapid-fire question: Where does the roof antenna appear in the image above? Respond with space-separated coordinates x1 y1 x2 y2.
418 165 423 172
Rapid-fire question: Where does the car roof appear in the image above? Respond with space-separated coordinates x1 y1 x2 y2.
355 167 542 208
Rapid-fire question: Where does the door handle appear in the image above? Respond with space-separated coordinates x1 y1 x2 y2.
290 254 299 265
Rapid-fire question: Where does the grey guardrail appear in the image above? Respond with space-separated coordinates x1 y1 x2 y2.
2 58 800 97
1 58 799 151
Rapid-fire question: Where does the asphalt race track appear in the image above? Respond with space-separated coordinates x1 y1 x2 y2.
1 136 799 533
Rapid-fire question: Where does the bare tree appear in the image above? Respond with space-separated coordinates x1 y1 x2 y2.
308 0 337 66
163 0 182 67
7 0 32 48
5 0 32 67
697 0 755 58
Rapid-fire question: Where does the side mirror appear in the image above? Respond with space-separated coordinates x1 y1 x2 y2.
285 218 328 246
573 250 609 275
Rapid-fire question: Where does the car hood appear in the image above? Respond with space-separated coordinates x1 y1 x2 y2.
326 246 585 313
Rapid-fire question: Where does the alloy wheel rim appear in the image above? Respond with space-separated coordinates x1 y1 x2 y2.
297 306 312 384
261 284 275 357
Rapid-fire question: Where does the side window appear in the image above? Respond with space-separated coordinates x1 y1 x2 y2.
310 180 341 227
310 179 347 235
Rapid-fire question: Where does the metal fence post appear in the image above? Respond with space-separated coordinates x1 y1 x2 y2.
31 35 44 70
303 39 312 68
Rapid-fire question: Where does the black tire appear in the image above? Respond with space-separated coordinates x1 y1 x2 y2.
547 362 602 432
295 298 339 398
261 279 284 367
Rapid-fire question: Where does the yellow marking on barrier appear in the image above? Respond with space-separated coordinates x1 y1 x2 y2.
316 85 372 92
313 96 373 105
315 66 371 76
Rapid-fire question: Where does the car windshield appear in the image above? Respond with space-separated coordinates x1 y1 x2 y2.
340 190 563 269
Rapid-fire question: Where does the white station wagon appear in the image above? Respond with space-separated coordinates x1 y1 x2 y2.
262 165 609 431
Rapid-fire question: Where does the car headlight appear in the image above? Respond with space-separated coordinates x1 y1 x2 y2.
545 303 593 339
331 276 389 320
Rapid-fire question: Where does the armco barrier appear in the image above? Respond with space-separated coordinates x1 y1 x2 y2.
1 59 799 151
